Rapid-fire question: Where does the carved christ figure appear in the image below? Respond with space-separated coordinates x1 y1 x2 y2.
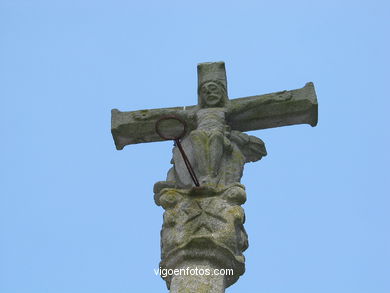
166 65 267 189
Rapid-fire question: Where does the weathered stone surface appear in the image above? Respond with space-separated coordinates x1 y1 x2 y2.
111 78 317 150
111 62 318 292
155 184 247 289
170 262 226 293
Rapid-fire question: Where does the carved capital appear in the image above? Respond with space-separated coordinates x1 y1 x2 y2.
154 184 248 288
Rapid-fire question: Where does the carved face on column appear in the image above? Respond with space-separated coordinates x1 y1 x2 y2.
199 81 227 108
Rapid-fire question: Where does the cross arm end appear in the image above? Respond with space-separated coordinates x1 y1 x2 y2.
228 82 318 132
111 106 196 150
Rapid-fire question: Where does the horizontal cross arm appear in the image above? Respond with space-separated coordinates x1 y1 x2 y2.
227 82 318 132
111 106 196 150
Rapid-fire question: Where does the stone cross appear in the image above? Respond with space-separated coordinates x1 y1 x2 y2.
111 62 318 292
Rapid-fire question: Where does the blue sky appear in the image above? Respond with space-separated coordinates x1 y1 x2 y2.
0 1 389 292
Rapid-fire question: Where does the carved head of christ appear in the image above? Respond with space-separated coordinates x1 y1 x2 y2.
198 81 227 108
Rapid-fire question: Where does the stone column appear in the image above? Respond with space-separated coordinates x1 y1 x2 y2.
170 262 225 293
154 184 248 292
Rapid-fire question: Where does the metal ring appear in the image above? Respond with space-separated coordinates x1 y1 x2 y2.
155 115 187 140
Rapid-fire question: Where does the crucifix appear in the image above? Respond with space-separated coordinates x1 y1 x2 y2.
111 62 318 293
